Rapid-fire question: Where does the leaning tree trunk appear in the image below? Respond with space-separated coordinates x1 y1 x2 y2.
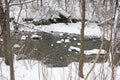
78 0 85 78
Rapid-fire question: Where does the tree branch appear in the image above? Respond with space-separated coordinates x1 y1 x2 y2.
9 0 36 6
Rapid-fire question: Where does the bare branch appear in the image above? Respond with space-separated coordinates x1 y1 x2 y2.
9 0 36 6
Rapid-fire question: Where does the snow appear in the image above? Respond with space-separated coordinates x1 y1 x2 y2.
56 40 62 43
85 49 106 55
13 44 20 48
40 23 81 34
1 57 120 80
64 39 70 43
0 38 3 41
58 9 71 18
73 38 77 40
77 43 81 45
60 57 63 60
56 39 70 43
60 39 64 42
31 34 41 39
68 46 106 55
3 0 120 80
59 33 63 36
51 44 54 46
9 0 102 37
18 22 101 38
41 22 101 37
21 35 26 40
68 46 80 52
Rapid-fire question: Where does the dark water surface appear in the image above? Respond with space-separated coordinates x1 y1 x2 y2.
10 31 112 67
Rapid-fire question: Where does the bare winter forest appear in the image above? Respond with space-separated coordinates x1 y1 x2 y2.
0 0 120 80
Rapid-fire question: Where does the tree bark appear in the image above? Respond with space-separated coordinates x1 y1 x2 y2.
5 0 15 79
65 0 68 11
78 0 85 78
111 1 119 80
40 0 43 6
0 0 10 65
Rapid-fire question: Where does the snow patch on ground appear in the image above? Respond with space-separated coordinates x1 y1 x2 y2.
68 46 106 55
18 22 101 37
1 57 120 80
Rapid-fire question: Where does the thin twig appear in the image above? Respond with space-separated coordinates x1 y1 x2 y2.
9 0 36 6
85 42 103 80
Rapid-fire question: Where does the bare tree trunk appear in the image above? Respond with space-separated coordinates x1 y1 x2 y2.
65 0 68 11
111 0 119 80
4 0 15 80
40 0 43 7
78 0 85 78
3 19 10 65
0 0 10 65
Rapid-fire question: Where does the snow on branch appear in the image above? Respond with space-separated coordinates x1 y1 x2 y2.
98 17 114 26
9 0 36 6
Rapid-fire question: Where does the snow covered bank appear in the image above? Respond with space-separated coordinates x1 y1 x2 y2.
19 22 101 37
1 56 120 80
